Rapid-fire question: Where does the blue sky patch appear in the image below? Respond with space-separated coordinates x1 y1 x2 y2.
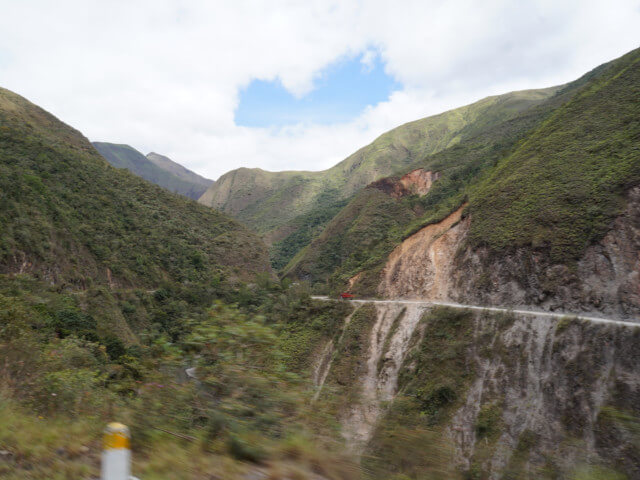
235 53 400 127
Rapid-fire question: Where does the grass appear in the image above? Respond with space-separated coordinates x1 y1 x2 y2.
270 190 350 271
468 48 640 262
327 304 377 393
0 276 364 479
363 307 479 479
0 395 360 480
288 47 640 297
0 395 102 479
285 84 570 291
363 397 461 480
284 187 417 293
398 307 476 424
277 298 354 374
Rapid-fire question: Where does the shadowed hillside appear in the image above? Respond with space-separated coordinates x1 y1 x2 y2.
93 142 213 200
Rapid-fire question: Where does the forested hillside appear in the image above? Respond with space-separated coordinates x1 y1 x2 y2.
0 91 268 287
283 80 574 289
2 44 640 480
0 87 362 479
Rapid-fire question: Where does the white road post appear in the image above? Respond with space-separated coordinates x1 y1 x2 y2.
101 422 131 480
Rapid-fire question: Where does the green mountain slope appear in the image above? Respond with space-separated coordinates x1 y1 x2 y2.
468 49 640 261
0 87 363 479
286 48 640 298
199 88 557 253
0 88 270 287
93 142 212 200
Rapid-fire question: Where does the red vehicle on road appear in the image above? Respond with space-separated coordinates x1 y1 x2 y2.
340 293 355 300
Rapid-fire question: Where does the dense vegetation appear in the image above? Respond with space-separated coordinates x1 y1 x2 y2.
93 142 212 200
2 45 640 480
0 86 367 479
0 274 362 479
468 48 640 261
0 88 269 288
364 307 639 480
283 186 417 293
364 307 477 480
284 86 567 292
270 189 349 271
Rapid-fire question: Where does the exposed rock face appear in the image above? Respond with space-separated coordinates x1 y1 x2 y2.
340 303 427 451
444 312 640 479
452 186 640 319
369 169 441 199
377 186 640 319
312 308 359 402
399 169 441 196
318 303 640 477
378 204 469 299
346 272 362 291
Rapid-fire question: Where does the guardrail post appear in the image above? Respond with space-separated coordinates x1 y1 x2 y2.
101 422 131 480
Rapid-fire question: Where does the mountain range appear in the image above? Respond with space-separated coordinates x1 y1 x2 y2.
197 88 557 264
285 47 640 318
93 142 213 200
1 46 639 480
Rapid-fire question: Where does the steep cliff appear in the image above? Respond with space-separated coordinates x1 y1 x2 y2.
378 204 469 299
452 185 640 318
373 48 640 319
313 303 640 479
375 185 639 319
370 307 640 479
293 48 640 321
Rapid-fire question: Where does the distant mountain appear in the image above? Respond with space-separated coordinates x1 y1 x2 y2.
93 142 213 200
0 87 271 287
199 87 558 268
146 151 213 191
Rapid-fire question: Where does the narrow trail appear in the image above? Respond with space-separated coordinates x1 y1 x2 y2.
311 296 640 328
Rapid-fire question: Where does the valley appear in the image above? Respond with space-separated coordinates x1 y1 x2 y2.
0 43 639 480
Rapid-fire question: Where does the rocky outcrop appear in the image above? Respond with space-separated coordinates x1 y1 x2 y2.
319 303 640 477
444 312 640 478
369 169 441 199
377 186 640 319
451 186 640 319
399 169 441 196
316 304 427 451
378 204 469 299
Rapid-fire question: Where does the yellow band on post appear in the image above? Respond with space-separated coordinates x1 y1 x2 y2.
103 422 131 450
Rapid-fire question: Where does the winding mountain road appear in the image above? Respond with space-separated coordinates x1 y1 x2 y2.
311 296 640 328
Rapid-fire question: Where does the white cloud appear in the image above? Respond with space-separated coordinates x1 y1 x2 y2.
0 0 638 180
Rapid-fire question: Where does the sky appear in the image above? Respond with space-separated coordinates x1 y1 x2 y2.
0 1 639 180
